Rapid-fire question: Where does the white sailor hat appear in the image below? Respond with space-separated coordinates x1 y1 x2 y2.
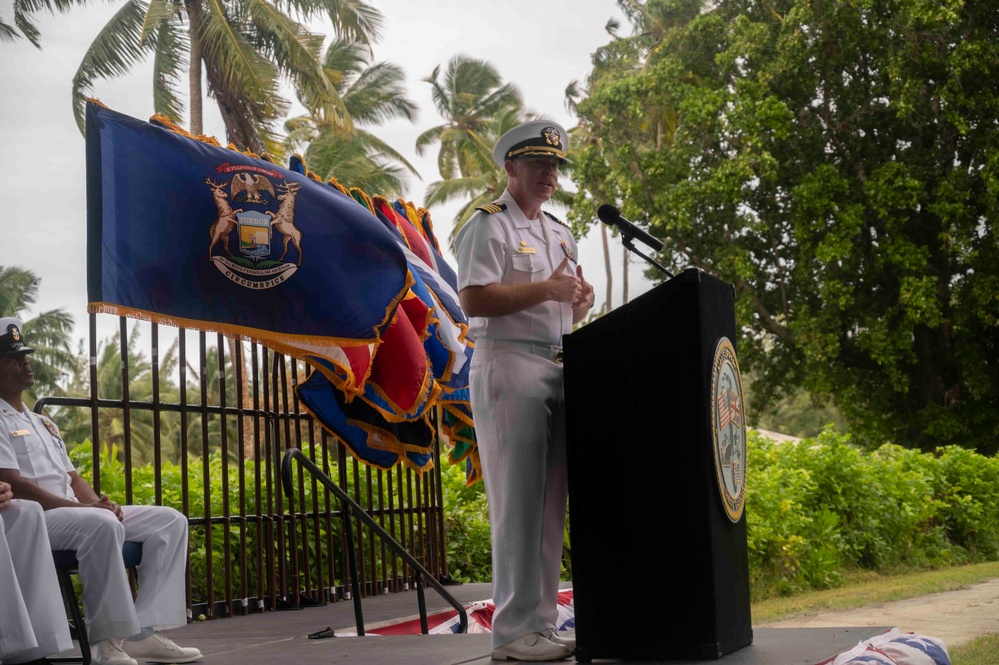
0 317 33 356
492 120 569 167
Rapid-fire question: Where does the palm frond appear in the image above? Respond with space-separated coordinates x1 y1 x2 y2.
71 0 152 132
151 17 187 122
0 16 25 44
345 61 417 125
415 124 445 156
0 265 42 315
200 0 282 115
247 0 346 128
140 0 174 45
309 0 384 45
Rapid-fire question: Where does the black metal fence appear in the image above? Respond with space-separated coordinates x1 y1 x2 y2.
36 314 450 621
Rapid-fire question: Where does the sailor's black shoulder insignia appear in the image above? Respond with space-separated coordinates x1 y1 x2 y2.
544 211 572 230
476 202 507 215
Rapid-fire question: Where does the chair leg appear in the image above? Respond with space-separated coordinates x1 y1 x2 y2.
52 568 91 665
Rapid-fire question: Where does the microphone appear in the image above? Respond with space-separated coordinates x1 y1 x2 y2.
596 204 664 252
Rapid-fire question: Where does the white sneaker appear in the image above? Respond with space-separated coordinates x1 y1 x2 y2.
123 632 203 664
92 639 138 665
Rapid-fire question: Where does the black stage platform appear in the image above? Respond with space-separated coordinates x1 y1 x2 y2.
50 583 886 665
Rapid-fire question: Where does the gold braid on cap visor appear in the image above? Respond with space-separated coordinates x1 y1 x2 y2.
506 145 568 160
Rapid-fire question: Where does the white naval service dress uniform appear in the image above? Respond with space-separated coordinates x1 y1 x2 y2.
0 499 73 664
456 188 577 650
0 399 190 644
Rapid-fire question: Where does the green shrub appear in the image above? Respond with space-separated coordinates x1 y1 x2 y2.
67 427 999 604
746 428 999 599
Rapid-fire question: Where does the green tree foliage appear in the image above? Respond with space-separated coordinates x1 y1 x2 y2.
60 326 181 464
572 0 999 452
284 39 420 197
0 265 75 402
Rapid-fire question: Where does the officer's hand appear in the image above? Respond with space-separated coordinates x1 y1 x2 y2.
92 494 124 522
548 257 582 303
0 481 11 511
572 265 595 310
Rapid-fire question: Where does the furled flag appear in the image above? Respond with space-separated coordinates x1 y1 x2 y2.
296 368 435 472
85 101 411 394
282 155 479 476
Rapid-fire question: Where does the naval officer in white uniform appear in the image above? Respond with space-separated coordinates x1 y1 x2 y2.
0 318 202 665
0 486 73 665
456 120 595 662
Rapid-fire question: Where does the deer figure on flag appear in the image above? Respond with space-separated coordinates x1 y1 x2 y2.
206 177 244 258
267 180 303 265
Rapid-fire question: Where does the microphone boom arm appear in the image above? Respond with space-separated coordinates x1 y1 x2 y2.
621 235 674 279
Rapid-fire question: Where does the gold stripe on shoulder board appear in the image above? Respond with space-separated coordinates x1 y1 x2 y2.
475 202 507 215
544 211 571 230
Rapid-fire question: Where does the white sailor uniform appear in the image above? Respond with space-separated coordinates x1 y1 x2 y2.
0 499 73 664
455 188 578 649
0 399 189 644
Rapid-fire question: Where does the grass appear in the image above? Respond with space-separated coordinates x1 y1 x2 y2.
751 561 999 624
950 633 999 665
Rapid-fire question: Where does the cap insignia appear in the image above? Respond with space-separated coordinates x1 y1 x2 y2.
543 127 561 147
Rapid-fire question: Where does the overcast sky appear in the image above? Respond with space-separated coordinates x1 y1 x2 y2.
0 0 656 345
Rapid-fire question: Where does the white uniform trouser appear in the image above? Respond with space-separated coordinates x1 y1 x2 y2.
44 505 189 643
0 500 73 664
470 347 568 650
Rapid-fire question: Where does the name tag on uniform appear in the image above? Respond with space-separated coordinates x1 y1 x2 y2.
10 429 30 437
517 240 537 255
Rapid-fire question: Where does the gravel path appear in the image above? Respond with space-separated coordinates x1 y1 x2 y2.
758 578 999 649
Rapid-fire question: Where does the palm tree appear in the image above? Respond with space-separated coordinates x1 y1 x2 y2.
0 265 76 402
183 344 242 465
421 107 573 248
22 0 385 155
284 38 420 197
416 55 522 183
418 56 570 247
60 326 182 464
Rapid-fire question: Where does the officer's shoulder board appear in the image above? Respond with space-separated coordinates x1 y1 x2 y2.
544 211 572 231
475 201 507 215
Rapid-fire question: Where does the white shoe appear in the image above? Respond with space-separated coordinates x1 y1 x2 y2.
124 632 203 664
491 632 571 661
542 628 576 652
92 639 138 665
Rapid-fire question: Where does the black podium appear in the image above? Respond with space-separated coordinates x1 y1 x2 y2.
562 268 753 662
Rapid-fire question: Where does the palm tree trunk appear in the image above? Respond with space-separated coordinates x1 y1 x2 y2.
187 0 203 135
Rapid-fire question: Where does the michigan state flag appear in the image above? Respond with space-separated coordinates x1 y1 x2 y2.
85 101 411 391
